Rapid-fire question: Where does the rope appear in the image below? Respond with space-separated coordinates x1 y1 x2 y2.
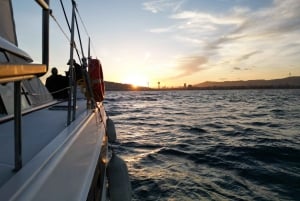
49 0 102 108
25 87 71 97
59 0 71 31
75 3 97 57
75 14 85 59
53 0 98 61
50 12 82 65
59 0 82 65
75 6 89 39
50 13 70 43
48 87 70 95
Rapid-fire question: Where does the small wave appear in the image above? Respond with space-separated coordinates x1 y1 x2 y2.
161 106 173 110
241 113 269 118
173 112 189 115
106 89 300 201
271 109 285 116
180 125 207 134
122 141 162 150
205 123 224 129
256 105 269 109
128 109 145 113
126 116 142 121
138 97 158 101
189 127 207 133
244 127 255 133
245 145 300 164
251 121 269 126
268 123 281 128
157 147 191 158
106 111 122 116
131 178 161 200
104 98 117 102
176 143 191 149
164 118 175 122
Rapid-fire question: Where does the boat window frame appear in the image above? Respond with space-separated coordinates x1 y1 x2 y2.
0 94 7 116
0 50 8 63
0 82 31 116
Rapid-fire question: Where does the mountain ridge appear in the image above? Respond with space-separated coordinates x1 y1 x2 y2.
104 76 300 91
194 76 300 88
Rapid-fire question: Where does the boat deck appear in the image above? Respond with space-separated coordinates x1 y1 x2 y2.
0 99 88 188
0 96 108 200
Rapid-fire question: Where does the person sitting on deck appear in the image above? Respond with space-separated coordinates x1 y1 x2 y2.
45 67 68 99
67 59 83 82
66 59 89 102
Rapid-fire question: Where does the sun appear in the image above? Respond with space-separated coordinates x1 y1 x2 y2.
122 74 148 88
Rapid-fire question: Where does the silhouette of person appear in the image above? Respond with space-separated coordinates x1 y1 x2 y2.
46 67 68 99
67 59 83 81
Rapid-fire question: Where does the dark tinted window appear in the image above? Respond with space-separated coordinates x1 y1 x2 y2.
0 95 7 116
0 51 8 63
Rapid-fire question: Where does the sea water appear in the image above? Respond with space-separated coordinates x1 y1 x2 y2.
104 89 300 201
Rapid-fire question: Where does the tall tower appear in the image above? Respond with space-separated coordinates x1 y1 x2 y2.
157 81 160 89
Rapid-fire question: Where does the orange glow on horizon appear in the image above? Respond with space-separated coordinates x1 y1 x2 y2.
122 73 149 88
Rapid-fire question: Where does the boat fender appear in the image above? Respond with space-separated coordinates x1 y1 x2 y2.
107 152 132 201
107 118 117 143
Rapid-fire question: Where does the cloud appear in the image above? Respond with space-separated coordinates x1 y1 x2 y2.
149 26 175 33
174 0 300 46
205 35 244 51
173 35 204 45
168 55 208 79
171 11 244 25
147 0 300 79
198 0 299 61
233 66 252 71
236 51 262 62
143 0 185 13
229 0 300 39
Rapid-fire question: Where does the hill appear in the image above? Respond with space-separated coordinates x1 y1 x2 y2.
103 76 300 91
104 81 149 91
194 76 300 89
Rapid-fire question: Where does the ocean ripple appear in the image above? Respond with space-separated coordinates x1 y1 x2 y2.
106 89 300 201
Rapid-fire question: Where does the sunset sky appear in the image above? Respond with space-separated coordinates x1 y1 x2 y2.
13 0 300 87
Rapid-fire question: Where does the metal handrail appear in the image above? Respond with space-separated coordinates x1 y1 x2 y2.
0 64 47 84
0 63 46 171
35 0 49 10
0 0 50 172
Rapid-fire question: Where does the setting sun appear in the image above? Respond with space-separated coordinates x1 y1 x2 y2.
122 73 149 88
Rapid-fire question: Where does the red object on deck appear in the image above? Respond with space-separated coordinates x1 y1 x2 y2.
88 59 105 102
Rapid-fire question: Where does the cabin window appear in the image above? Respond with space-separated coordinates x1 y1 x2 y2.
0 95 7 117
0 51 8 63
21 86 31 109
0 83 14 114
0 83 30 116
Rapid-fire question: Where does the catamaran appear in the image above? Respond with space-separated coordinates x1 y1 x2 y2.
0 0 131 200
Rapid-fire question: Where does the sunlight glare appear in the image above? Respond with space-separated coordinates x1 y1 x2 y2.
122 74 148 87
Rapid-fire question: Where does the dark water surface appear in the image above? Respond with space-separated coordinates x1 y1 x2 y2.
105 89 300 201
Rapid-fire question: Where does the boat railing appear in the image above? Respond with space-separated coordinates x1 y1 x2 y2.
0 0 96 172
0 64 47 84
0 0 50 172
35 0 50 10
0 63 47 171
